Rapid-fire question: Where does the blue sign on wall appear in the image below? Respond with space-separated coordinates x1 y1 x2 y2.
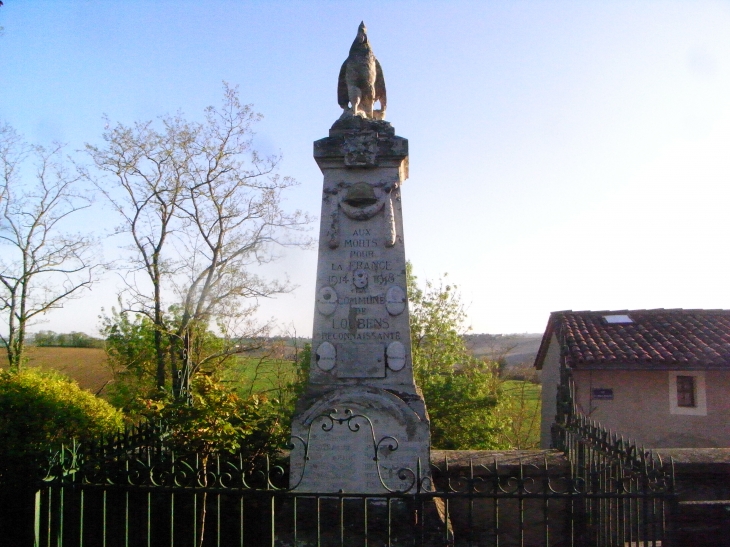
592 388 614 400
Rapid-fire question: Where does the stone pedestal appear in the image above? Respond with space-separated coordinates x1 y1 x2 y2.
289 117 430 494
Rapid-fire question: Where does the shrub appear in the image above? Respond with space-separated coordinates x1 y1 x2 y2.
141 375 289 465
0 368 124 485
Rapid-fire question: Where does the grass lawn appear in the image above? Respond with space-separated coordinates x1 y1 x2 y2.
0 347 112 394
502 379 541 402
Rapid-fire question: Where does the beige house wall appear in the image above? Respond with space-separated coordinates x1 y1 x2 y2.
572 369 730 448
538 334 561 448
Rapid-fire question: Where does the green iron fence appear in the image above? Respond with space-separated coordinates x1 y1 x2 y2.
552 413 676 547
25 407 678 547
550 363 678 547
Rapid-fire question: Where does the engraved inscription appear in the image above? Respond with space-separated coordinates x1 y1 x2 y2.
344 239 377 248
350 250 374 258
331 317 390 330
373 273 395 285
320 331 402 341
340 295 385 305
328 274 349 285
348 260 392 272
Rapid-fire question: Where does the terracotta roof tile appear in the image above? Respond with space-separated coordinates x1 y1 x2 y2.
544 309 730 369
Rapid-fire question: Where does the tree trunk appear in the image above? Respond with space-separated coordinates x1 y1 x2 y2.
7 324 25 372
169 335 180 399
153 268 166 389
181 329 191 403
154 325 165 388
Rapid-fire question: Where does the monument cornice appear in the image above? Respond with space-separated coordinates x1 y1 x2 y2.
313 131 409 176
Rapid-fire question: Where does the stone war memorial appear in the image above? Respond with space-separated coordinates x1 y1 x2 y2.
289 22 432 494
25 22 689 547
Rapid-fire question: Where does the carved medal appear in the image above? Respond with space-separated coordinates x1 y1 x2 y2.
385 286 406 315
386 341 406 371
316 286 338 315
316 342 337 371
353 269 368 288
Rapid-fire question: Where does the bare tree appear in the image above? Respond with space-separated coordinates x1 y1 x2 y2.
86 116 187 389
0 123 100 370
87 84 311 397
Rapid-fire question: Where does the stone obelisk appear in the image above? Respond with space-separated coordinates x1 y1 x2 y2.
289 23 430 494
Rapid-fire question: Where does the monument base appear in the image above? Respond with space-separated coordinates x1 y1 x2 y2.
290 386 430 494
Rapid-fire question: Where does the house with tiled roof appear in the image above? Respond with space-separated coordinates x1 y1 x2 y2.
534 309 730 449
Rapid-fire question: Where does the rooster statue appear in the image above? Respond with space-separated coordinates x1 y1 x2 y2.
337 22 387 120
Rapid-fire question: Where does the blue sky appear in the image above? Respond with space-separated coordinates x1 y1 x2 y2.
2 1 730 336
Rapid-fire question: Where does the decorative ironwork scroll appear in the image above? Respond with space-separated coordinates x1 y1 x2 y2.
289 408 424 493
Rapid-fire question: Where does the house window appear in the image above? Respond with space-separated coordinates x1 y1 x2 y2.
669 371 707 416
676 376 695 407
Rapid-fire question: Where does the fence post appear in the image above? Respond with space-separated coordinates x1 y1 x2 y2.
34 488 41 547
664 458 680 547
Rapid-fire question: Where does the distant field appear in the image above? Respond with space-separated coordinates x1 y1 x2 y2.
0 346 112 394
0 346 303 399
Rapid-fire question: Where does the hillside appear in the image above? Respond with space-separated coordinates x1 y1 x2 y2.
464 333 543 367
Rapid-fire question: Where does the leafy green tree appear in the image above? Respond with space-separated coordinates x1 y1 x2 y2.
100 306 270 412
101 308 160 412
101 307 310 454
101 309 309 450
407 264 508 450
33 330 103 348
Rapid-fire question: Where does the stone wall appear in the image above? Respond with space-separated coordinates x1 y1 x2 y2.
655 448 730 546
538 333 561 448
431 450 572 547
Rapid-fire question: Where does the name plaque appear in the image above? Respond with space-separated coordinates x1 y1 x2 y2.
336 343 386 378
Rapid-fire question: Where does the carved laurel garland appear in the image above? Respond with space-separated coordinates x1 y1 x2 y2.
324 182 399 249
